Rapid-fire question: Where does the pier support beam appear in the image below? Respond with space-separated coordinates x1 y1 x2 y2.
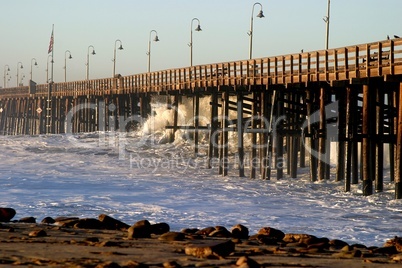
389 87 398 183
344 87 353 192
289 91 299 179
362 84 373 196
306 87 318 182
260 91 267 179
396 82 402 198
350 95 359 185
250 91 259 179
193 93 200 155
140 94 151 120
237 92 245 177
318 87 327 181
46 83 53 134
207 89 219 168
375 86 384 192
262 89 274 180
170 93 179 143
275 89 284 180
336 89 346 182
219 87 229 176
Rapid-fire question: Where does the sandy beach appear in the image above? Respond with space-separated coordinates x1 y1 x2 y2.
1 213 402 268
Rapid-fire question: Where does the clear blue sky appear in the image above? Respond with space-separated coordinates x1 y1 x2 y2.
1 0 401 86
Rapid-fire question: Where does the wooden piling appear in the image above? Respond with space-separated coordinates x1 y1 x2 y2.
375 86 384 192
344 87 354 192
56 97 62 134
11 99 16 134
139 94 150 120
170 93 179 143
121 95 127 131
193 93 200 155
336 89 346 182
207 89 219 168
38 98 45 134
299 92 306 168
111 97 118 132
275 89 284 180
286 94 291 177
318 87 327 181
218 87 229 176
324 91 331 181
362 84 373 196
389 88 397 182
259 90 267 179
6 99 10 134
237 92 245 177
24 98 29 134
130 94 138 120
263 89 275 180
0 100 6 134
33 98 39 135
250 91 259 179
350 94 359 185
396 82 402 199
289 91 299 179
222 87 229 176
14 98 20 135
306 87 318 182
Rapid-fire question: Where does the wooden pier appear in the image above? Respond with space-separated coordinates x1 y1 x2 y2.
1 38 402 198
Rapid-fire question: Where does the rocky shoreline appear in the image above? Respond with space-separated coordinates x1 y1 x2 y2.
1 207 402 267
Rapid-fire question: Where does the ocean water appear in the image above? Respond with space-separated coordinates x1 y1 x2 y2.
0 99 401 247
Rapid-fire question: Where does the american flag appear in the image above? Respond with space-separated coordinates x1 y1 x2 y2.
48 29 54 54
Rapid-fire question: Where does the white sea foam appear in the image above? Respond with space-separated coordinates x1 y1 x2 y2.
0 97 400 247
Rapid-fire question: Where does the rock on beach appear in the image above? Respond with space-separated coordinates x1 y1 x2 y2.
0 209 401 267
0 208 16 222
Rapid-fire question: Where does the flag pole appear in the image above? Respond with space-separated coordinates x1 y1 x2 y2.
51 24 54 83
46 24 54 134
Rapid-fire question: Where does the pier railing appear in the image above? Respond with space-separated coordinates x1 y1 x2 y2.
1 39 402 99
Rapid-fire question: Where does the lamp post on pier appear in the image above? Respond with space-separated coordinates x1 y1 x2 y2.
16 62 23 87
64 50 72 82
323 0 331 50
30 58 38 81
248 2 264 59
189 18 202 67
86 45 96 80
147 30 160 73
3 65 10 88
113 39 124 77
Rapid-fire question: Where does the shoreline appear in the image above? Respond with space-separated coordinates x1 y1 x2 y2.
1 211 402 267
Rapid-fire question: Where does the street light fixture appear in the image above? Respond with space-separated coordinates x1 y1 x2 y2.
147 30 160 73
16 62 23 87
3 64 10 88
64 50 73 82
189 18 202 67
86 45 96 80
248 2 264 59
113 39 124 77
46 55 53 83
30 58 38 81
